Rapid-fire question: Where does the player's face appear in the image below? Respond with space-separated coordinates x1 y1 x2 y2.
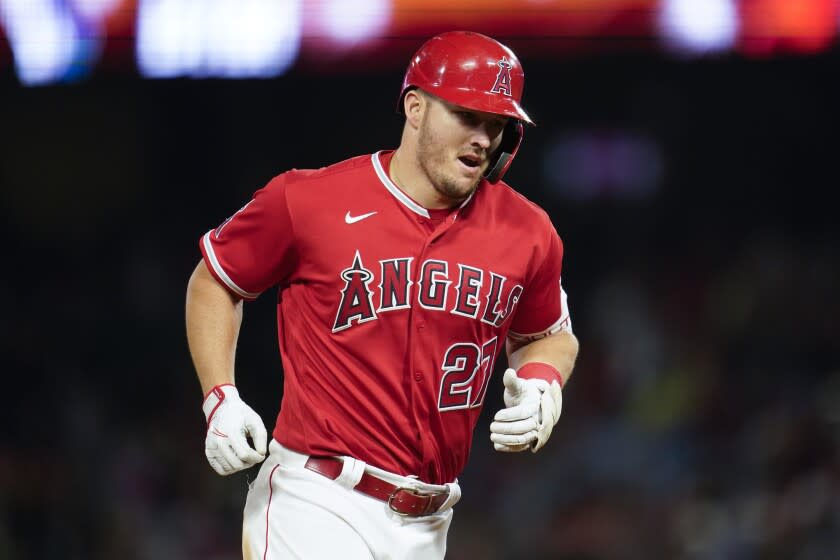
416 96 507 203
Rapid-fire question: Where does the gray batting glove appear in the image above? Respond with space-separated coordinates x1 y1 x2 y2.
202 384 267 475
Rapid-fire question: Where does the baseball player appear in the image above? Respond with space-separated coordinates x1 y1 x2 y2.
186 31 578 559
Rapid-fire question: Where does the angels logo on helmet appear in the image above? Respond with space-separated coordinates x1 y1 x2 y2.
490 57 513 96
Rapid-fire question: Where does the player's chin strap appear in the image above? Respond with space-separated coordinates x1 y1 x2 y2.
484 120 524 184
485 152 513 184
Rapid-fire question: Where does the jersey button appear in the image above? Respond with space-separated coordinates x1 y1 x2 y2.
418 322 425 329
414 372 423 382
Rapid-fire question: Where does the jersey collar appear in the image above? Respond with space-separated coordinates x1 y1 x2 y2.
372 151 474 219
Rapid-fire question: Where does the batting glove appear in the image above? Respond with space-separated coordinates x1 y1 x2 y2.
490 368 563 453
203 384 268 476
532 378 562 452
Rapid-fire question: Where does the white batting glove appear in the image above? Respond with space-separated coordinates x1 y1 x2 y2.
490 368 562 453
532 378 562 452
203 384 268 476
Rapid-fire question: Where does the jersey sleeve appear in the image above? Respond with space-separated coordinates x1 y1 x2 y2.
199 174 298 300
507 219 573 342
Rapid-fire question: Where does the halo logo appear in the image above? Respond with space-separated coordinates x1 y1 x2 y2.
490 56 512 96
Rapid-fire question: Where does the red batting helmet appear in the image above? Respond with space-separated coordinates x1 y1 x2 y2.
398 31 534 183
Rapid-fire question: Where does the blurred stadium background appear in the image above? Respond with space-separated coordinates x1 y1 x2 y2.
2 1 839 558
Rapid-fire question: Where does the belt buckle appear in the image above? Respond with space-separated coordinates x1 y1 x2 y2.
387 486 432 517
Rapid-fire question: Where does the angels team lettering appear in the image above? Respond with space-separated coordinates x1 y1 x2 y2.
332 251 523 332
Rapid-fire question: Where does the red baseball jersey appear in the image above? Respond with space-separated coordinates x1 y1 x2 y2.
200 150 572 484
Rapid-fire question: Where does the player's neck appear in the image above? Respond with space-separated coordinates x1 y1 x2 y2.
390 147 462 210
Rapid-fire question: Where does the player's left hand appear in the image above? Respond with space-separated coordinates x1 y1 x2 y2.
490 368 562 453
202 384 268 475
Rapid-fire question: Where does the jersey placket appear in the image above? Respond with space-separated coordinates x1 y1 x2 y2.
404 211 460 481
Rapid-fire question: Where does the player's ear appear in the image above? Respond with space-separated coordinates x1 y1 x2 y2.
403 89 425 129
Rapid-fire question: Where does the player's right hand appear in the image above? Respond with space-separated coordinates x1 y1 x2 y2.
202 384 268 476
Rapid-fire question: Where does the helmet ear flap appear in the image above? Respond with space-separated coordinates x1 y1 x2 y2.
485 121 524 184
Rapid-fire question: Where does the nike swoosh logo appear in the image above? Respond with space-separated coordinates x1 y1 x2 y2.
345 211 377 224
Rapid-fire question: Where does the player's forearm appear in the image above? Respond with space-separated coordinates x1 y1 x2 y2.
506 331 579 386
185 260 244 396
